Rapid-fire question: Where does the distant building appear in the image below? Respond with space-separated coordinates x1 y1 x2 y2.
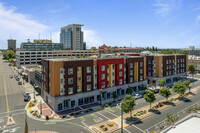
60 24 84 50
8 39 16 51
20 40 63 51
16 50 99 67
34 39 52 43
83 42 86 50
183 46 200 56
96 44 144 54
188 55 200 71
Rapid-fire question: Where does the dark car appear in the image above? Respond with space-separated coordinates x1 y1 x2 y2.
154 89 160 94
24 95 31 101
18 81 22 85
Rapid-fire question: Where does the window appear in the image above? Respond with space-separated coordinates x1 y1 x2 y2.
78 99 83 106
119 79 122 85
130 70 133 76
119 72 122 77
58 103 62 111
166 71 169 76
68 87 73 95
119 64 122 70
77 67 81 73
68 78 73 85
169 60 171 64
101 74 105 80
87 67 91 73
77 76 81 82
140 69 143 74
166 60 168 64
63 100 68 108
87 84 91 91
60 69 64 73
71 100 75 108
130 63 133 68
77 85 82 92
130 77 133 83
148 60 151 64
169 65 171 69
61 79 63 84
87 76 91 82
140 62 143 67
102 82 105 88
68 68 73 75
140 76 143 81
101 65 105 71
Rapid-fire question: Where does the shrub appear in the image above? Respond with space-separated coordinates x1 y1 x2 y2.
104 104 109 108
144 110 146 114
133 114 137 116
33 99 37 103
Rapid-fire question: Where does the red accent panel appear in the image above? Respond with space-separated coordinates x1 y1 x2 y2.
97 58 124 90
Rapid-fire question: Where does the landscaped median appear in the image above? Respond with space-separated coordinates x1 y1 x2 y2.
90 86 200 133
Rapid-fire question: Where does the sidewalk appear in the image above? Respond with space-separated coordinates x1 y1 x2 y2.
24 82 62 121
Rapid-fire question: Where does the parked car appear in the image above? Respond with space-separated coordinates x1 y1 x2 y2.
133 94 143 99
9 75 13 78
24 92 30 97
16 77 20 81
24 95 30 101
154 89 160 94
18 81 22 85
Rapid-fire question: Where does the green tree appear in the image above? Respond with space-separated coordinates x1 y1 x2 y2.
188 65 195 77
81 54 86 58
178 50 187 55
3 50 15 60
160 50 174 54
172 81 186 96
121 95 136 118
144 90 156 109
9 58 13 63
183 80 191 93
159 88 171 101
159 78 166 87
126 86 134 95
112 91 118 102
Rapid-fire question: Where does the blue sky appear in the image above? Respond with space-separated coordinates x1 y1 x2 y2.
0 0 200 49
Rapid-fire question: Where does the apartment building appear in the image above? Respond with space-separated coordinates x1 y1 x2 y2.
16 50 99 68
41 56 147 112
146 54 188 85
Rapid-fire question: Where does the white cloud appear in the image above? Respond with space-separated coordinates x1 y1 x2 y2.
82 29 102 49
153 0 181 18
196 15 200 23
0 3 51 48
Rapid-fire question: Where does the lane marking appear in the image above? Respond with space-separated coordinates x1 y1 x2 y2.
105 109 119 118
4 77 9 112
0 108 25 115
96 112 110 120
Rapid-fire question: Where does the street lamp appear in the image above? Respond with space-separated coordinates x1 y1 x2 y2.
99 89 102 105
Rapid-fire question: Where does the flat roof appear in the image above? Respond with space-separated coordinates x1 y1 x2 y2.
165 117 200 133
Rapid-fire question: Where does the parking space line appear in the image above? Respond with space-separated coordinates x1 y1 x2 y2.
105 108 119 118
96 112 110 120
